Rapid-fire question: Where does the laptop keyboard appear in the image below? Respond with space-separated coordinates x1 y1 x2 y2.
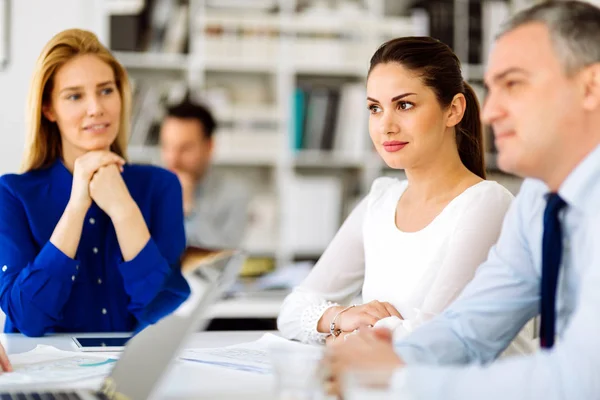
0 392 108 400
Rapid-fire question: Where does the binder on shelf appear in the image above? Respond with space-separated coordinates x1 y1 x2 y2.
292 83 368 158
292 87 306 152
320 89 340 151
303 88 330 150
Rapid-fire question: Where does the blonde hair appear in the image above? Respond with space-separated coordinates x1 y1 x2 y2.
21 28 130 172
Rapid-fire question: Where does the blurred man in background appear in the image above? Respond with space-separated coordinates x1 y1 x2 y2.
160 100 250 249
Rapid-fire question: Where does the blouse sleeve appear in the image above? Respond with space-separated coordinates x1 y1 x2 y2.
118 170 190 328
0 177 80 337
277 196 368 344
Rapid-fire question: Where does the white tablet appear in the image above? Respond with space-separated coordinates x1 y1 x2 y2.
72 335 131 352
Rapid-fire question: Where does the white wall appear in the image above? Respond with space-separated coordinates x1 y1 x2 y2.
0 0 104 175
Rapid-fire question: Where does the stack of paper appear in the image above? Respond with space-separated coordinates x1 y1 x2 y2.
0 345 115 388
179 333 320 375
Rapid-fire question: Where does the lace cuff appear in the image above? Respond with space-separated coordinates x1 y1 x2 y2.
301 301 339 345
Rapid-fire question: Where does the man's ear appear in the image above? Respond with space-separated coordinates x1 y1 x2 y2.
446 93 467 128
581 63 600 111
42 104 56 122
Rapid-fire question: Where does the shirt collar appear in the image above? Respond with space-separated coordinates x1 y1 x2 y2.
559 143 600 211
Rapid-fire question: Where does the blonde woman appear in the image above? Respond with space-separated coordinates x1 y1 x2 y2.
0 29 190 337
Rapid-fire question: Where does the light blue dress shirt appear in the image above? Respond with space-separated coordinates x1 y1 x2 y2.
392 144 600 399
184 168 250 250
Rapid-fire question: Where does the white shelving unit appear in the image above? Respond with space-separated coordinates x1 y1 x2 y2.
114 51 190 70
95 0 531 321
102 0 525 275
101 0 426 270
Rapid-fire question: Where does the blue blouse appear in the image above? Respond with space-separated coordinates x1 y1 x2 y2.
0 160 190 336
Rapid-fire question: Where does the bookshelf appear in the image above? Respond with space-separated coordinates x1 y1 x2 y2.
101 0 529 273
99 0 424 271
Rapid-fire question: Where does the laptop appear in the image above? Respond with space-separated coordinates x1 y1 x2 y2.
0 247 246 400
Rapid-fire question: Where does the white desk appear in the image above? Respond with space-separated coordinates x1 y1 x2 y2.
208 296 284 319
1 331 276 400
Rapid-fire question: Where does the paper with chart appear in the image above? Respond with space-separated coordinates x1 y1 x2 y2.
179 333 321 375
0 345 116 388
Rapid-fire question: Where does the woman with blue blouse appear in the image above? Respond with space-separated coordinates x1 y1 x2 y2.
0 29 190 337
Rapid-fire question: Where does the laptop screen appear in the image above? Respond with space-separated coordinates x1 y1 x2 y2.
102 249 245 400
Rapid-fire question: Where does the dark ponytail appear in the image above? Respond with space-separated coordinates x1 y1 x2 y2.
457 82 485 179
369 37 486 179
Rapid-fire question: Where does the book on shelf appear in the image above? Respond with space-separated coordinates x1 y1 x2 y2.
109 0 189 53
302 87 333 150
110 14 142 52
162 2 189 53
410 0 511 71
128 79 189 148
468 0 483 66
413 0 454 49
147 0 176 52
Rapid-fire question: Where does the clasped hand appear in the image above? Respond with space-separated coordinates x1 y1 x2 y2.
69 150 133 219
330 300 401 333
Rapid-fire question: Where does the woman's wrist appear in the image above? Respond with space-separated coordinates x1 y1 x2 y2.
317 305 343 333
107 197 137 222
50 200 88 259
65 200 90 219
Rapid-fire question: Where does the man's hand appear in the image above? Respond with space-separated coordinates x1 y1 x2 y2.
323 328 404 396
0 343 12 372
